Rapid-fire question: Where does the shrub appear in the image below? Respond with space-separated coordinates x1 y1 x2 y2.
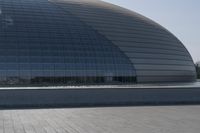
196 62 200 79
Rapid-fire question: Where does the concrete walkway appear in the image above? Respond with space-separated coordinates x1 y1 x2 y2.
0 106 200 133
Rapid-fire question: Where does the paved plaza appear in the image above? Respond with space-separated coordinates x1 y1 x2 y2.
0 105 200 133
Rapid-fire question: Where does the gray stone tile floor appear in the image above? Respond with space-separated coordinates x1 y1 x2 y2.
0 106 200 133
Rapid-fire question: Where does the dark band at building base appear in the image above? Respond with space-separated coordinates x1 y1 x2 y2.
0 76 137 86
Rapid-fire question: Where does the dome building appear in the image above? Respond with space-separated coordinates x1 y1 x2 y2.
0 0 196 85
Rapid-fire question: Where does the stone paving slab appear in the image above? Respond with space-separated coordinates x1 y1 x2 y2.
0 106 200 133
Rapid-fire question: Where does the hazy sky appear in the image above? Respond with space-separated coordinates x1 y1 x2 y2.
102 0 200 62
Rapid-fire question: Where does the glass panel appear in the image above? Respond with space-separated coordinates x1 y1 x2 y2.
0 0 136 86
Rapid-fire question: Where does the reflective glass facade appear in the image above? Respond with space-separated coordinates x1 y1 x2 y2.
0 0 196 86
52 0 196 83
0 0 136 86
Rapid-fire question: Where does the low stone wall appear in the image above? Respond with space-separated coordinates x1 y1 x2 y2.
0 87 200 108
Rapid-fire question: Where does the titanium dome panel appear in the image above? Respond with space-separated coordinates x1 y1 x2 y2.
0 0 136 85
51 0 196 82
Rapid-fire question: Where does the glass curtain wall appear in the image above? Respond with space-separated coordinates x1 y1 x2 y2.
0 0 136 86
